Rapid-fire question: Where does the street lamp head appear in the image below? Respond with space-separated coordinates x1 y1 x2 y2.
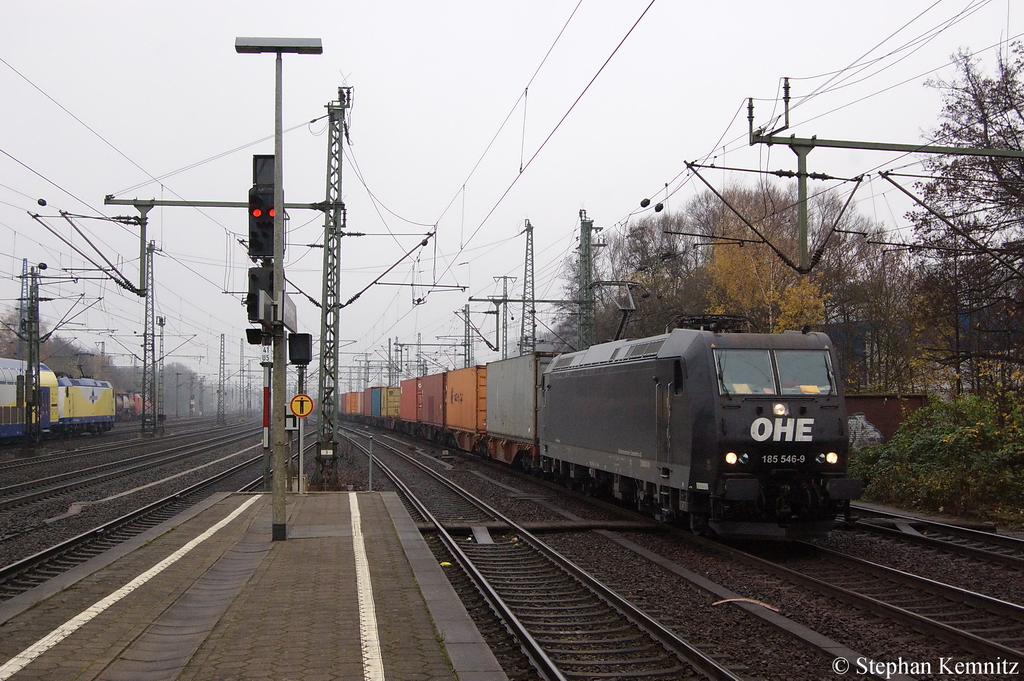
235 37 323 55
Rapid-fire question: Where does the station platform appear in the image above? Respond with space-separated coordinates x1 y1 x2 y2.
0 492 508 680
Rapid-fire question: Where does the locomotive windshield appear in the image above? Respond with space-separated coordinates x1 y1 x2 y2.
715 348 836 396
715 349 776 395
776 350 836 395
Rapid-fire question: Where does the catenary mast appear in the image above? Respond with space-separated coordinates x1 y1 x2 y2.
316 86 352 486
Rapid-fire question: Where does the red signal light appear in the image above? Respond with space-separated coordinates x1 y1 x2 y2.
252 208 263 218
268 207 275 217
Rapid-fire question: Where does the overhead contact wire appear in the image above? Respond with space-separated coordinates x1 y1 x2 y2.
439 0 659 286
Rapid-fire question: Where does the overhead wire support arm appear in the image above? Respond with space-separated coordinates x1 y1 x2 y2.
29 213 143 295
805 174 864 272
685 161 847 182
373 283 466 290
39 295 100 342
879 171 1024 279
339 232 435 309
746 86 1024 273
749 130 1024 158
61 211 142 295
284 275 322 308
664 229 765 246
468 296 580 305
302 231 365 248
450 307 498 353
469 317 497 353
104 196 327 211
747 89 1024 159
685 163 802 272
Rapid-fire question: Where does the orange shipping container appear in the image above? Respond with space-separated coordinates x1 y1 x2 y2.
343 392 362 415
445 366 486 433
400 378 419 422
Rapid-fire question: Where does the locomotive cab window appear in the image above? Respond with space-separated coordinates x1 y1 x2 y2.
776 350 836 395
715 349 775 395
715 348 837 397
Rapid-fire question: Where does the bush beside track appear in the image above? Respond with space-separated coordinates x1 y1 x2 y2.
851 394 1024 528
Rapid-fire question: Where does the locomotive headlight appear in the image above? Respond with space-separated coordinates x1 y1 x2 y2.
772 403 788 416
826 452 839 464
738 453 749 464
725 452 738 465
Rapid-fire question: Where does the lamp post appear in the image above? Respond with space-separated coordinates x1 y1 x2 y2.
236 37 322 542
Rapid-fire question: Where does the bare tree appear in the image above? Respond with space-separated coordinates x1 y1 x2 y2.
910 44 1024 394
549 180 925 397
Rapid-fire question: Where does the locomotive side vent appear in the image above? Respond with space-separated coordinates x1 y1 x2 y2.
626 339 665 358
551 355 577 370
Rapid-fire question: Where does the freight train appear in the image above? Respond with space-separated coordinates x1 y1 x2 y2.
115 392 146 421
0 358 119 439
343 327 862 540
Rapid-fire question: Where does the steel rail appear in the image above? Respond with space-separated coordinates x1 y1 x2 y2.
0 429 258 511
0 451 265 598
345 428 745 681
355 453 566 680
714 539 1024 664
0 418 258 474
850 505 1024 569
414 441 906 680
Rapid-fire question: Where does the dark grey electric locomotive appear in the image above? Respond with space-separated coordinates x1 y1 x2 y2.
538 328 861 540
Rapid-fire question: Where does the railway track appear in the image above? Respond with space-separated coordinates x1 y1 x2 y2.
0 426 260 514
345 428 753 680
0 431 316 601
0 415 240 459
0 453 268 601
349 423 1024 679
723 539 1024 664
0 418 258 480
849 504 1024 570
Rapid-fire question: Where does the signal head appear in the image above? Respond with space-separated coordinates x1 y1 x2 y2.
247 186 275 258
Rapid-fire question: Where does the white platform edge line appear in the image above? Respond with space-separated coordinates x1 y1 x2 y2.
0 494 261 681
350 492 385 681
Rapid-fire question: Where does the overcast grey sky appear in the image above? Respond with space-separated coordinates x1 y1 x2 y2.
0 1 1018 390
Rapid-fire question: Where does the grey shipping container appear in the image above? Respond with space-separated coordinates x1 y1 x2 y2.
485 352 555 443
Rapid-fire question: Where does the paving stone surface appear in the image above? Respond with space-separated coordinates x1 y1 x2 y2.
1 492 507 681
0 494 265 681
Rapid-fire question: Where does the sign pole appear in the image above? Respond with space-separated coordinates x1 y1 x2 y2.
298 414 305 494
289 392 314 495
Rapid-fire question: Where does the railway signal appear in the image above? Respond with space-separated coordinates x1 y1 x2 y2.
247 154 276 260
246 267 274 322
247 185 275 258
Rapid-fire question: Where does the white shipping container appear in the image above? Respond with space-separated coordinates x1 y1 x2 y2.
485 353 555 443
